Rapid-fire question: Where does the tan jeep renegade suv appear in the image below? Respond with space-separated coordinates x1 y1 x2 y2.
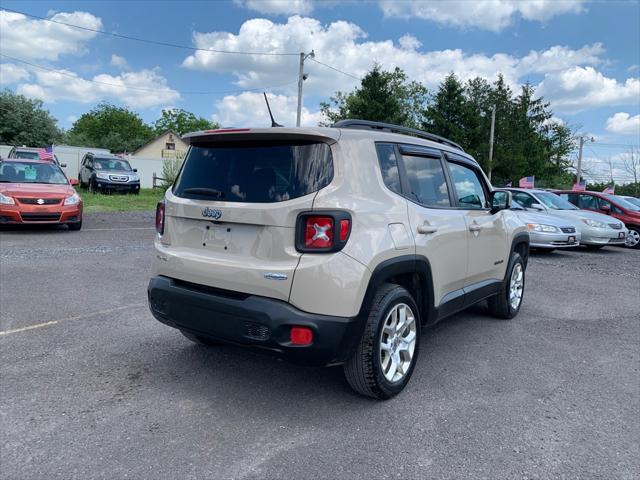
148 120 529 399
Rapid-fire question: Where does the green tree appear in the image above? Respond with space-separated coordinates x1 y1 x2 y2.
66 102 154 153
422 73 468 148
0 89 62 146
320 65 427 128
153 108 218 136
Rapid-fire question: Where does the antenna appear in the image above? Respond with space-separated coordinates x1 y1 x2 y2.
263 92 283 127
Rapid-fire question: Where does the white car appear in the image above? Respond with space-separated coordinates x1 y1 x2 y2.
506 188 627 250
509 199 580 250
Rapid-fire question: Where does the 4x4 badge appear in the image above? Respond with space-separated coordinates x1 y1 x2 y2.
202 207 222 219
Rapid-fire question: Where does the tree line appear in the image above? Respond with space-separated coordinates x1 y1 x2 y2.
0 89 218 153
321 65 578 188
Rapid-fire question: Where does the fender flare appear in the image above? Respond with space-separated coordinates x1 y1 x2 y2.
509 231 530 268
356 255 435 325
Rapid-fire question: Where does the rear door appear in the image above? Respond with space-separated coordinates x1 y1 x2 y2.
445 156 509 287
396 145 469 308
156 137 335 301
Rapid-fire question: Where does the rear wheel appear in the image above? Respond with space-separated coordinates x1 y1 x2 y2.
625 228 640 249
487 252 525 320
344 283 420 400
88 179 97 194
180 330 222 346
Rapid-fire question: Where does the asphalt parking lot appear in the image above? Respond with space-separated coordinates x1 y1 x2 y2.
1 211 639 480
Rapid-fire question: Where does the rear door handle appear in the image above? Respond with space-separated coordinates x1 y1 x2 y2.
417 224 438 234
469 224 482 232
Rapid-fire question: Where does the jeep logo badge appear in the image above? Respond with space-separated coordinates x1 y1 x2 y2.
202 207 222 219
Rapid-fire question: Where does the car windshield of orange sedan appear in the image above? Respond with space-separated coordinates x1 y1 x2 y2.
0 162 68 185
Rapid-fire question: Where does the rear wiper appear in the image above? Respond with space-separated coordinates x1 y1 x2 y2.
183 187 224 198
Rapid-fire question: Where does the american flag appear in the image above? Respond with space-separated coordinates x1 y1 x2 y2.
602 185 615 194
572 180 587 191
519 176 534 188
38 146 54 161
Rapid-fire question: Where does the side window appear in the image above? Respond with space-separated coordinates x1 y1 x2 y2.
81 156 87 167
401 154 451 207
596 197 611 210
375 143 402 194
579 194 597 209
447 162 487 209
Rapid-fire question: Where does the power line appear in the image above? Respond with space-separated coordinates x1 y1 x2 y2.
309 58 362 81
1 7 299 56
0 53 298 95
588 142 639 148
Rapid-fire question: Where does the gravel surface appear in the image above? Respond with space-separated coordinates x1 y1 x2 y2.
1 212 639 480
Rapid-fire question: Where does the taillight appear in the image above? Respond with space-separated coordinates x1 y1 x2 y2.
295 211 351 253
155 201 165 234
305 216 334 248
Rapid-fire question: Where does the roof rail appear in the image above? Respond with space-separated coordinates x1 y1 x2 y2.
331 119 464 152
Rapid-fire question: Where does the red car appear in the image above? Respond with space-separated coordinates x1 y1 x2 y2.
555 190 640 249
0 158 83 230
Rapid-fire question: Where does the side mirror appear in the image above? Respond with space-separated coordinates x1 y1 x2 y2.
530 202 544 211
69 178 79 186
490 190 512 214
133 168 138 172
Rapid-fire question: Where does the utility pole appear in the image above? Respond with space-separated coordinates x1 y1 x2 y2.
296 50 315 127
575 135 594 183
488 105 496 182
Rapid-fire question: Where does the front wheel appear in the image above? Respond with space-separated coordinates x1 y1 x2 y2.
625 228 640 249
487 252 525 319
68 219 82 231
344 283 420 400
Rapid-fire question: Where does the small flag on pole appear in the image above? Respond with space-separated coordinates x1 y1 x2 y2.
602 185 615 194
519 176 534 188
38 146 54 161
572 180 587 191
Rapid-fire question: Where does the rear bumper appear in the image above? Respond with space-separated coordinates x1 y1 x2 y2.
147 275 362 366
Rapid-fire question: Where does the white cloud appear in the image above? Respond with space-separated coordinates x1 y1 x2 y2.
536 66 640 113
605 112 640 136
0 10 102 60
0 63 31 84
234 0 314 15
213 92 322 127
379 0 586 32
181 16 609 104
110 54 129 69
16 68 180 109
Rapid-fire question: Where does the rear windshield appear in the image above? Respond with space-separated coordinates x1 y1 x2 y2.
173 141 334 203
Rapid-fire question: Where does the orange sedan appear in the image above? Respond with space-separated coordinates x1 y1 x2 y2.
0 159 83 230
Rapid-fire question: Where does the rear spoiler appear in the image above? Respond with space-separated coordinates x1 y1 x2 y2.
182 127 340 146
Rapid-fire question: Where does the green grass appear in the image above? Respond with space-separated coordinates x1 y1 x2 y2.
80 188 166 213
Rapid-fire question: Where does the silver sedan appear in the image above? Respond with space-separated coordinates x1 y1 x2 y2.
511 201 580 250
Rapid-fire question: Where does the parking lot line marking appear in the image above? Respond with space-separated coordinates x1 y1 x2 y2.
83 227 155 231
0 303 145 337
0 321 59 336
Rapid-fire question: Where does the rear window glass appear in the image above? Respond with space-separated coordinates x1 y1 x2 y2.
173 142 334 203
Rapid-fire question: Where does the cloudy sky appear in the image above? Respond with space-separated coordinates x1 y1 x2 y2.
0 0 638 181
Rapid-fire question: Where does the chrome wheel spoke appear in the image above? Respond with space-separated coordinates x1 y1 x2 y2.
379 303 417 383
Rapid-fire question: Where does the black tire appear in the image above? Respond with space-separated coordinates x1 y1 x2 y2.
585 244 605 250
487 252 525 320
88 179 97 194
78 174 84 188
343 283 421 400
625 227 640 249
68 219 82 231
180 330 222 346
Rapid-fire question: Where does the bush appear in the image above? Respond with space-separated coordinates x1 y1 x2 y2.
161 157 183 187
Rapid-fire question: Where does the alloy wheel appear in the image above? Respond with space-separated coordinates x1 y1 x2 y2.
626 229 639 248
379 303 417 383
509 263 524 310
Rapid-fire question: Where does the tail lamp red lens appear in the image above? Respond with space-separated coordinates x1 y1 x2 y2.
290 326 313 345
305 216 334 248
155 201 165 234
339 219 350 242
